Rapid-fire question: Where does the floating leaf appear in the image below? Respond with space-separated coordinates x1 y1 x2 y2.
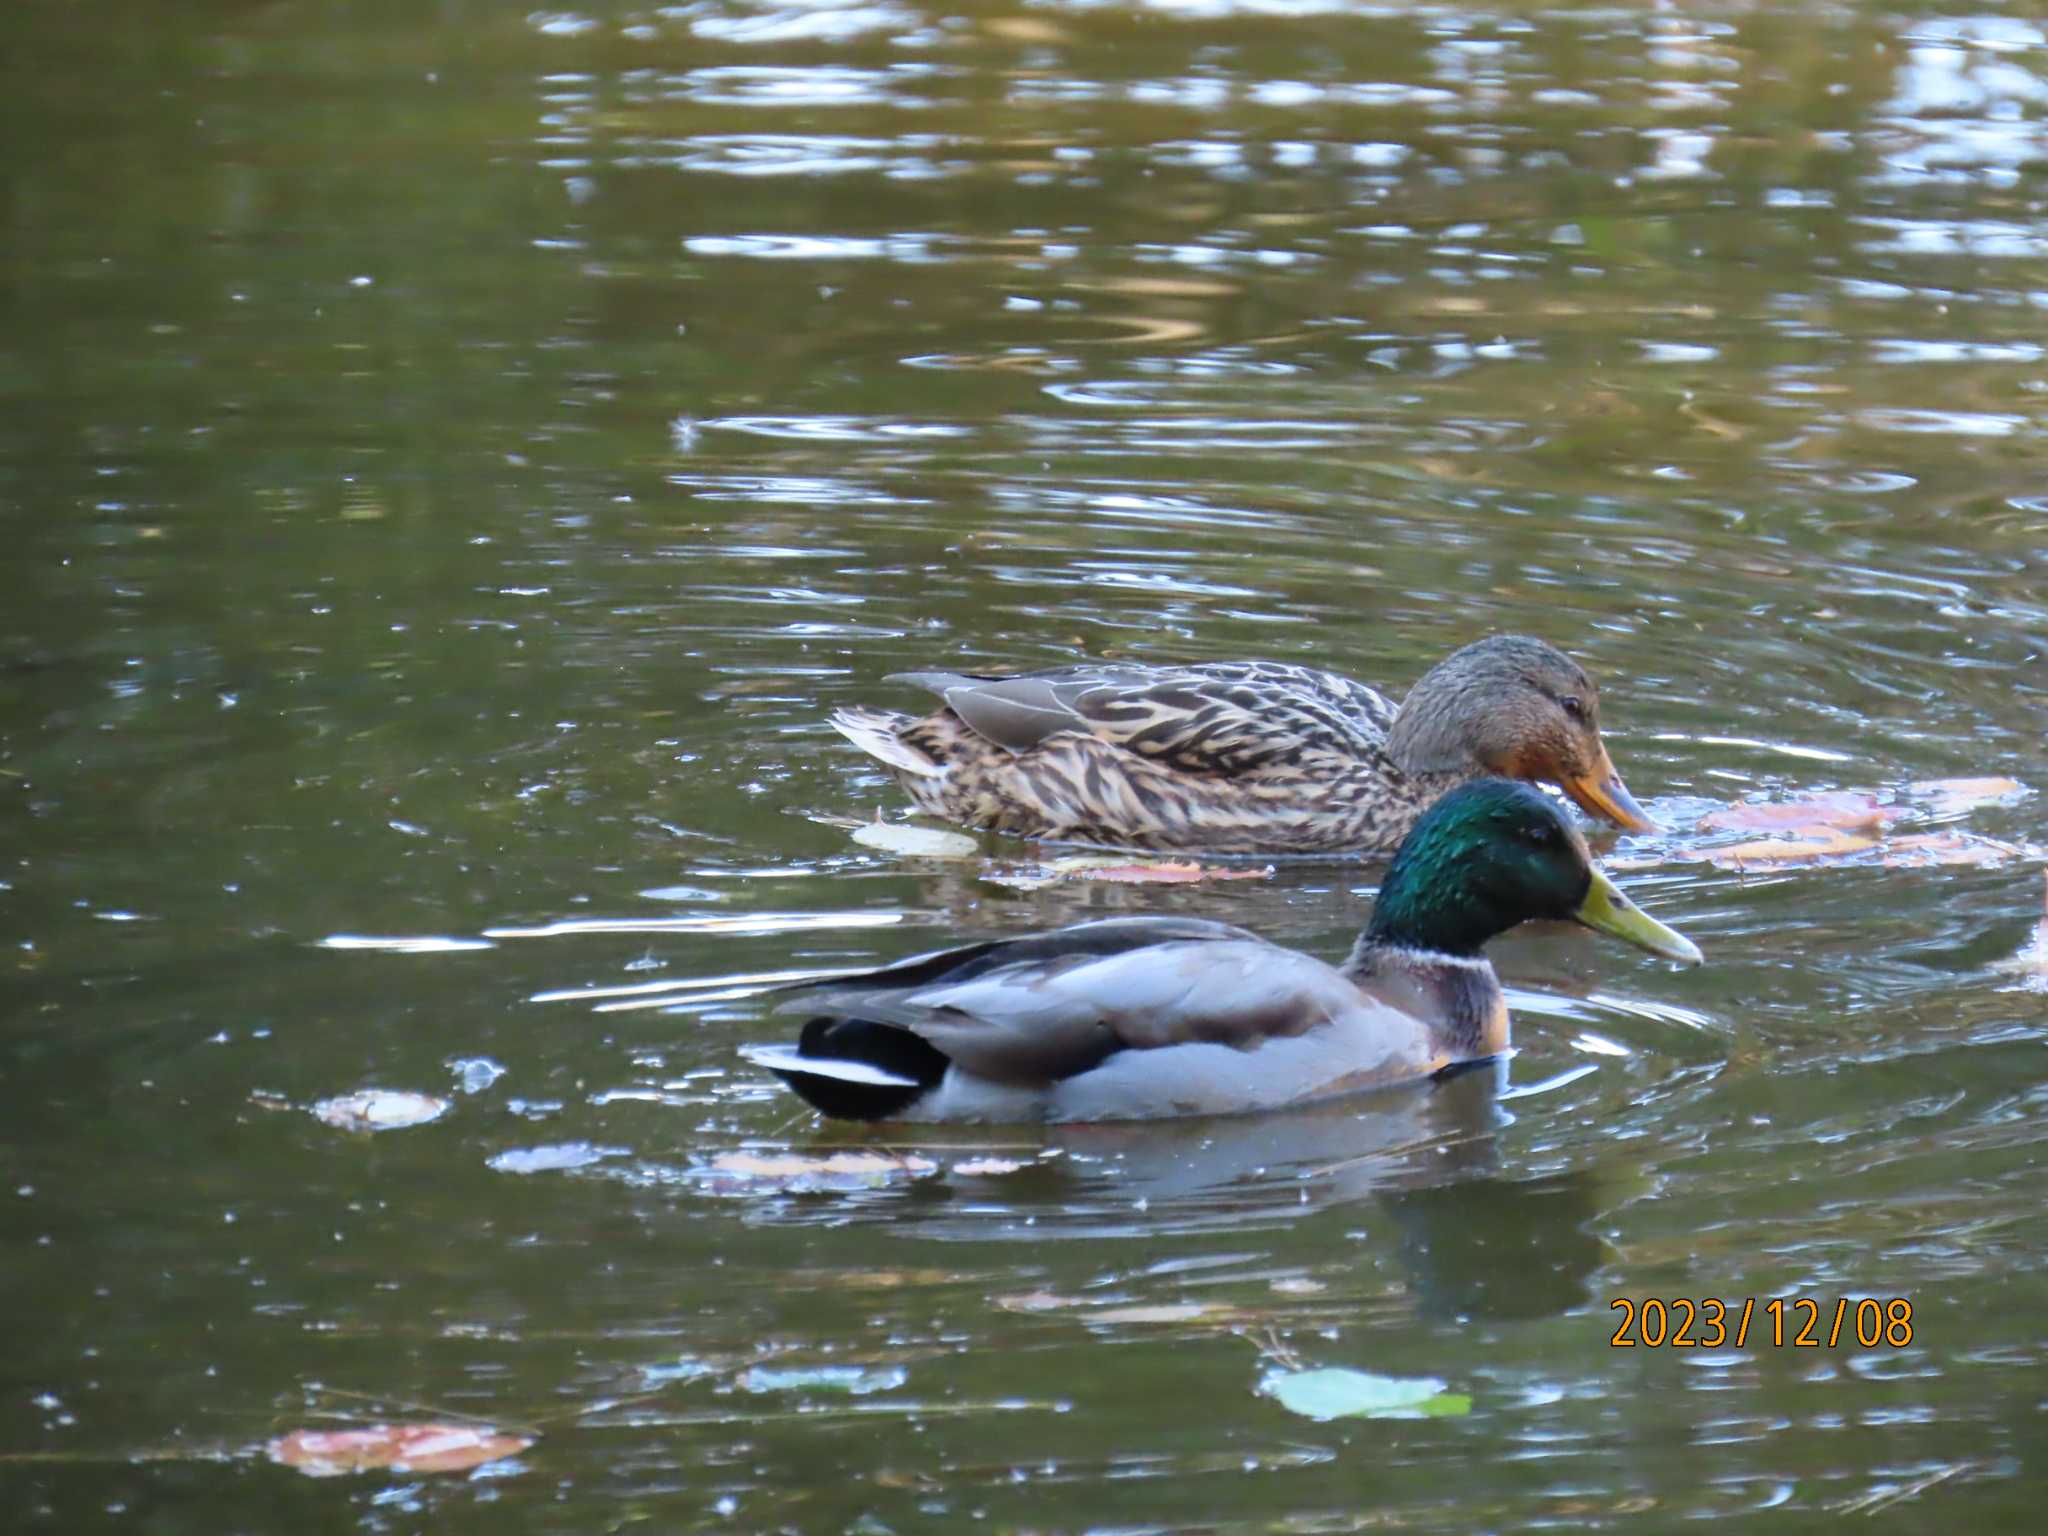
1087 861 1275 885
1697 829 2037 871
1707 830 1880 867
1881 832 2030 868
995 1290 1082 1314
1269 1277 1328 1296
448 1056 507 1095
1258 1367 1471 1421
311 1090 448 1133
1993 871 2048 991
994 1292 1236 1324
738 1364 908 1396
850 821 980 860
953 1156 1031 1176
695 1150 938 1195
487 1143 628 1175
1910 777 2027 814
784 1266 970 1290
985 855 1274 890
1087 1302 1233 1325
1695 781 2032 866
1697 793 1888 836
267 1423 532 1478
637 884 724 903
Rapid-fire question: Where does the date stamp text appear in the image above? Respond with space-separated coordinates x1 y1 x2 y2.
1609 1296 1914 1349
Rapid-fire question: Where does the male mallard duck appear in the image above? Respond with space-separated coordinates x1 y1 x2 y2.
829 635 1656 855
741 779 1699 1123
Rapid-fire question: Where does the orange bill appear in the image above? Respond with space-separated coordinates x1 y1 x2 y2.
1561 748 1660 834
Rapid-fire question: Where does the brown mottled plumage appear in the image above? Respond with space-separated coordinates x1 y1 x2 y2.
829 636 1656 855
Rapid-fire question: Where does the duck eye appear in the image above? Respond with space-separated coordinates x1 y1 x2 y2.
1525 820 1557 847
1559 695 1587 723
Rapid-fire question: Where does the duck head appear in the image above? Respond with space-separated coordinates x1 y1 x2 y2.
1385 635 1659 834
1366 778 1700 964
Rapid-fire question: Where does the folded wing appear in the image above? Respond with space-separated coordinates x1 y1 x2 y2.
887 662 1394 776
778 916 1372 1089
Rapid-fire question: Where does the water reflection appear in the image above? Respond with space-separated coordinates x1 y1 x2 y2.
1381 1167 1615 1322
6 0 2048 1528
587 1045 1624 1285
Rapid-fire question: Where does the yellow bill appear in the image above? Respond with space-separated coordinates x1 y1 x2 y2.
1573 867 1702 966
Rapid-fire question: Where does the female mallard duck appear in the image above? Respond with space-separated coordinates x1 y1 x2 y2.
741 779 1699 1123
829 635 1657 855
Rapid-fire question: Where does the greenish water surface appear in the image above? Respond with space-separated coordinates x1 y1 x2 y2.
3 1 2046 1530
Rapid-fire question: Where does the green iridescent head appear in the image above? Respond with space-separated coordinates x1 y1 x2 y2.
1368 779 1700 964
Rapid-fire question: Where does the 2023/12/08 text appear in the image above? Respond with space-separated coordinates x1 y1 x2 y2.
1610 1297 1914 1349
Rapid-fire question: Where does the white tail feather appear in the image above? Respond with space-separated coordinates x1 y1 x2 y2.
739 1042 920 1089
830 707 943 779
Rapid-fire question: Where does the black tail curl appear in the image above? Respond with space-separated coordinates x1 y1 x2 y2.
769 1017 951 1121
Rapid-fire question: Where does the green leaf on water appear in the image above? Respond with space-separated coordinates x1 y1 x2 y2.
1258 1366 1471 1421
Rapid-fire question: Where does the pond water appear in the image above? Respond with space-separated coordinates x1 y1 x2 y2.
4 0 2046 1528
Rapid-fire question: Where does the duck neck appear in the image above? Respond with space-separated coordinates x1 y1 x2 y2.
1363 854 1519 960
1375 757 1477 810
1342 936 1509 1060
1383 686 1486 778
1321 758 1474 853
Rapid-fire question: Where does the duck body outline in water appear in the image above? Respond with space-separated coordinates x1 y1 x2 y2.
830 635 1657 856
741 779 1701 1124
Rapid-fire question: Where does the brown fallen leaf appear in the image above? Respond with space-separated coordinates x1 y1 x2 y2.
1699 778 2029 845
267 1423 533 1478
1697 793 1889 836
1700 829 2036 871
1881 833 2028 868
1708 831 1881 868
1910 777 2027 815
